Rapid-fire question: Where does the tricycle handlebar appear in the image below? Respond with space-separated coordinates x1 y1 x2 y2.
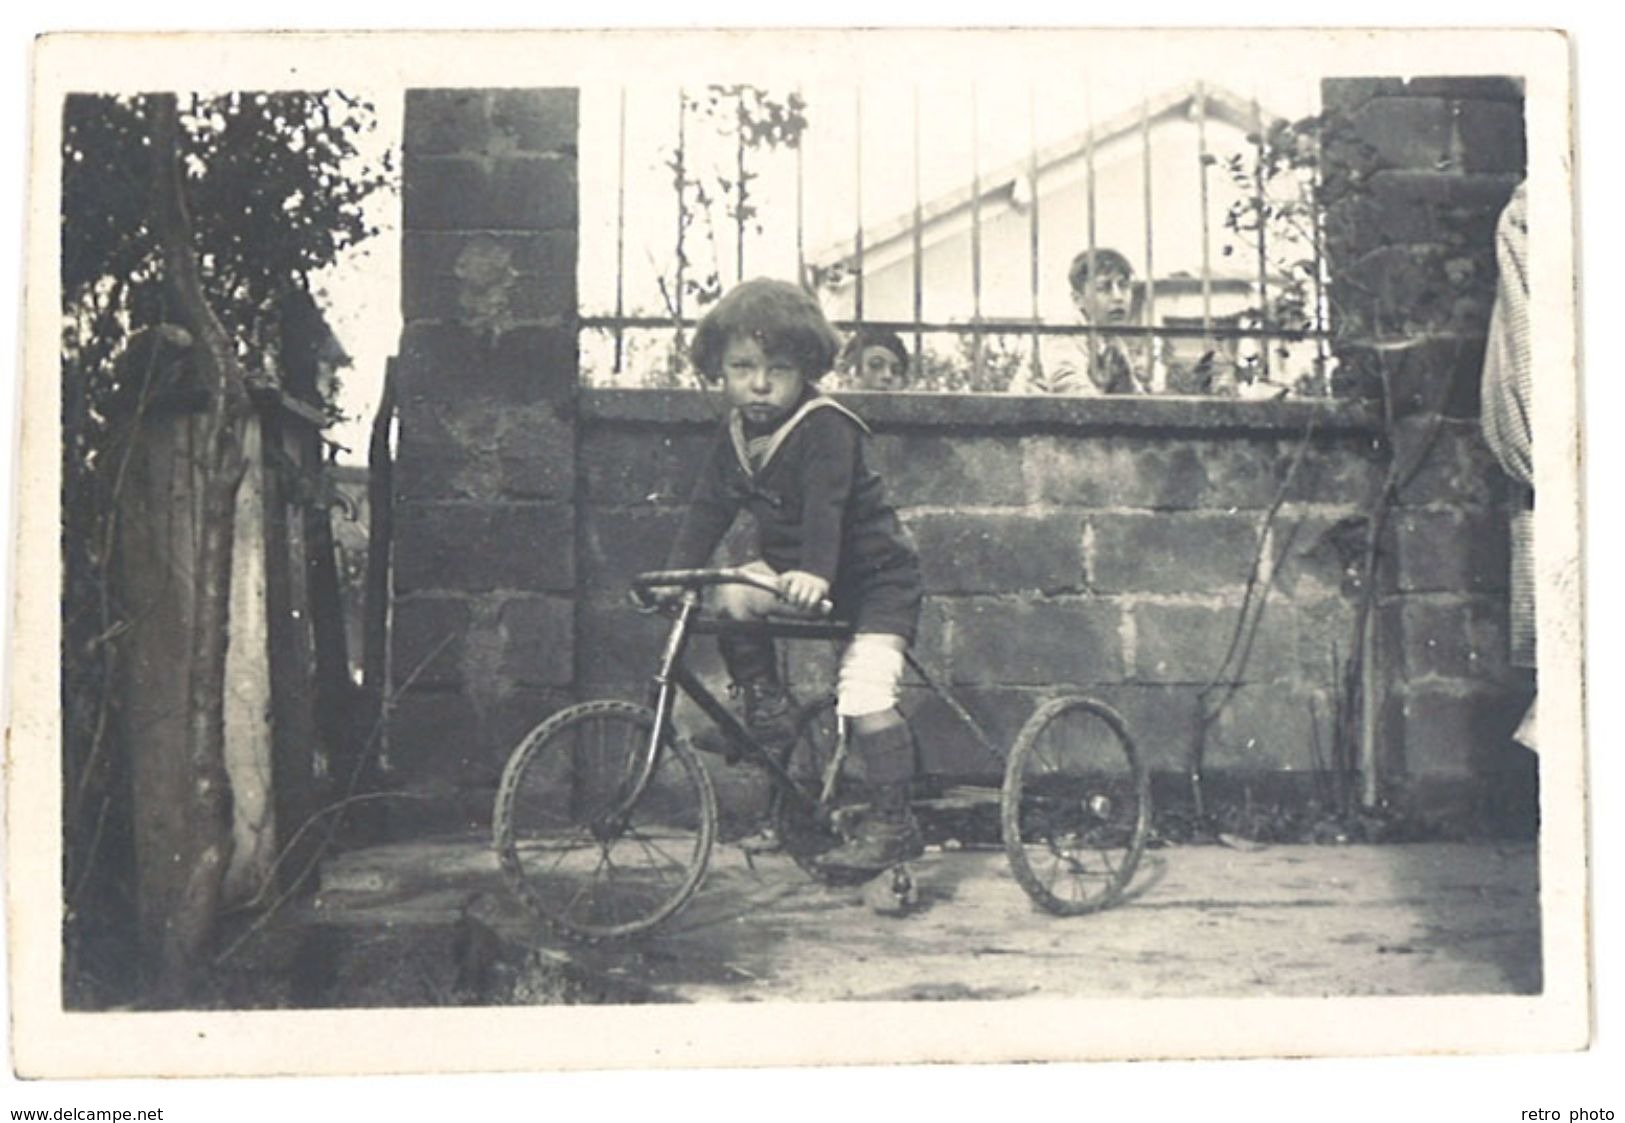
631 568 833 617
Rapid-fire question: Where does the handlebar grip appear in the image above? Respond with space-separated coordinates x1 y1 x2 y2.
631 568 834 618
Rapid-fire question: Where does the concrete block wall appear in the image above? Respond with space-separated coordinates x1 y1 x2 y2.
385 80 1530 834
578 393 1385 786
389 89 580 827
1322 77 1528 820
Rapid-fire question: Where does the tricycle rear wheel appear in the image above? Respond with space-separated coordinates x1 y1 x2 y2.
1001 696 1150 915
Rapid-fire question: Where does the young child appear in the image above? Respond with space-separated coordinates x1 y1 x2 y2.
838 327 911 391
1015 247 1162 395
664 278 925 870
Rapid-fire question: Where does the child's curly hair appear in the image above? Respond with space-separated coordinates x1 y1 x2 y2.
690 278 842 382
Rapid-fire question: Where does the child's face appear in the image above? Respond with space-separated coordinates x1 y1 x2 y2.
721 334 806 426
854 345 907 391
1073 269 1136 326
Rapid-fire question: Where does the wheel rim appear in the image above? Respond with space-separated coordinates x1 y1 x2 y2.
774 699 875 887
497 704 713 938
1005 699 1148 914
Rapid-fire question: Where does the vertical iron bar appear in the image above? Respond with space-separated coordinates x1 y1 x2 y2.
614 86 628 374
1312 128 1330 389
1141 95 1155 391
853 86 865 329
1028 86 1041 384
1253 96 1270 380
971 85 983 380
736 108 747 284
1085 82 1097 374
674 88 686 329
796 85 806 289
912 85 924 372
1196 82 1213 336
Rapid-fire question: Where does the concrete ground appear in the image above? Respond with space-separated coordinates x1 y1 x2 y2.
303 835 1542 1004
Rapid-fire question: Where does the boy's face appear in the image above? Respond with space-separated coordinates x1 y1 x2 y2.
1072 269 1136 326
854 344 907 391
721 334 806 426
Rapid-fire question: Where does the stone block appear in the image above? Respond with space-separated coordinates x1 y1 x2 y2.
388 689 482 787
910 597 952 679
1130 600 1298 685
1345 96 1456 171
487 687 576 766
1277 513 1369 601
498 595 576 687
946 598 1123 687
904 686 1035 778
578 506 686 604
1388 684 1524 776
1396 596 1474 680
576 605 667 694
1387 507 1509 595
1283 438 1383 506
1294 595 1359 684
391 596 471 689
1403 76 1525 102
1461 597 1513 684
403 89 488 157
402 153 577 233
396 398 574 502
1205 686 1321 771
1321 78 1408 111
910 511 1084 594
1456 100 1527 174
401 231 577 326
1028 436 1294 512
1073 684 1201 772
1337 246 1478 339
1088 512 1259 594
490 88 579 154
1343 171 1510 251
1337 335 1490 420
494 157 578 230
397 322 578 404
1391 418 1507 508
870 433 1026 508
579 428 714 506
1022 436 1127 507
393 501 574 593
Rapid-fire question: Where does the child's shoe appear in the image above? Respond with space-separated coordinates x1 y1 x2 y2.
818 783 924 871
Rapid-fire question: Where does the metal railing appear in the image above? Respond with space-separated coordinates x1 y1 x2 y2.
581 81 1334 396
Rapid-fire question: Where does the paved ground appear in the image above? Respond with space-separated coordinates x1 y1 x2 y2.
303 835 1541 1004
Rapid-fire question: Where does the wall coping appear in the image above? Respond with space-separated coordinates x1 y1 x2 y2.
582 388 1383 437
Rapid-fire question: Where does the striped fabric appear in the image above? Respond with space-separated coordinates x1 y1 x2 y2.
1480 180 1535 668
1482 181 1532 486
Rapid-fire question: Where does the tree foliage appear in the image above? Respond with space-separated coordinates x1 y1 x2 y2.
61 89 392 1006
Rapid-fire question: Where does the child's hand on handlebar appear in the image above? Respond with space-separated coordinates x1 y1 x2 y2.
777 570 831 614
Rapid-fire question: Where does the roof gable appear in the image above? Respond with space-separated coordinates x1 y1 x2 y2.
809 82 1279 276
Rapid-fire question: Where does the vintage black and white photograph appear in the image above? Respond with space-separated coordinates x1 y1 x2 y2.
8 26 1588 1079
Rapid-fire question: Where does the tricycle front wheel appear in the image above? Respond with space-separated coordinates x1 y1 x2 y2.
493 700 717 940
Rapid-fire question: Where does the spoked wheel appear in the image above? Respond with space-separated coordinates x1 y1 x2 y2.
493 700 717 940
1001 696 1150 915
772 697 875 887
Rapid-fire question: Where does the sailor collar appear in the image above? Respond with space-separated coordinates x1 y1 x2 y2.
728 392 871 477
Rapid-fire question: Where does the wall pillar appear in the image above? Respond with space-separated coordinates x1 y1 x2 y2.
1323 76 1529 827
388 89 580 832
